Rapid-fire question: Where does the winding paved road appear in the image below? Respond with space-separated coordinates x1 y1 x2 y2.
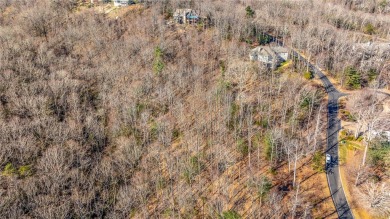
290 51 354 219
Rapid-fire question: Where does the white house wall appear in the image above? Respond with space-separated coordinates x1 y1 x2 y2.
114 0 130 6
279 53 288 61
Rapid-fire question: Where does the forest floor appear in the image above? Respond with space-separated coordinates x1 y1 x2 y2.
338 140 390 219
339 145 374 219
139 155 338 218
338 91 390 219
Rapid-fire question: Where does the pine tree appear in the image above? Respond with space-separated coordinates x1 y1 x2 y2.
345 67 361 89
245 6 255 18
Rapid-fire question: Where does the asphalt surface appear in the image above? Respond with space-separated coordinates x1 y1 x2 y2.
290 51 354 219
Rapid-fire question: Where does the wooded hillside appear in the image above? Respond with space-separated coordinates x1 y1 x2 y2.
0 0 388 218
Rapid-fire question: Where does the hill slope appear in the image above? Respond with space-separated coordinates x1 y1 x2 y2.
0 1 355 218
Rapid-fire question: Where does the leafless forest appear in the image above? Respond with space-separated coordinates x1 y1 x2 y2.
0 0 389 218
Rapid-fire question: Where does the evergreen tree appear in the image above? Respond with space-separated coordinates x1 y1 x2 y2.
246 6 255 18
345 67 361 89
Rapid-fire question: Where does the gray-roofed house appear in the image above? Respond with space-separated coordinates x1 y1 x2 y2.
173 9 200 24
352 41 390 52
113 0 134 7
249 46 289 69
352 41 390 71
352 41 390 57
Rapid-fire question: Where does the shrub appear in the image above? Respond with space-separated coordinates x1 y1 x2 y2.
258 176 272 198
220 60 226 76
153 46 164 75
303 71 313 80
269 166 277 175
300 96 312 109
164 8 173 19
189 155 203 172
363 23 375 35
340 129 348 138
172 128 181 140
255 119 268 128
183 155 204 184
245 38 253 44
258 34 272 45
236 138 249 157
218 79 232 92
312 152 325 172
369 140 390 167
150 121 158 140
222 210 241 219
340 109 357 122
245 6 255 18
157 178 167 190
197 21 205 31
264 133 274 161
227 102 238 130
18 165 32 177
153 60 164 75
331 17 356 30
368 69 378 82
183 169 193 184
379 0 388 11
2 163 16 176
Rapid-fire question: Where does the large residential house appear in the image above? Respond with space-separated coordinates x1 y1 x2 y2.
352 41 390 73
249 46 289 69
173 9 200 24
113 0 134 7
352 41 390 51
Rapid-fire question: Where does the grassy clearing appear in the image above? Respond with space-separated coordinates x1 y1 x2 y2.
339 143 376 219
278 60 292 70
339 139 363 164
338 130 384 219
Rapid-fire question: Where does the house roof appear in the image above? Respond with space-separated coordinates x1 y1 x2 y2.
272 46 289 53
187 15 199 19
251 47 270 57
250 46 288 57
353 42 390 52
174 9 198 17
